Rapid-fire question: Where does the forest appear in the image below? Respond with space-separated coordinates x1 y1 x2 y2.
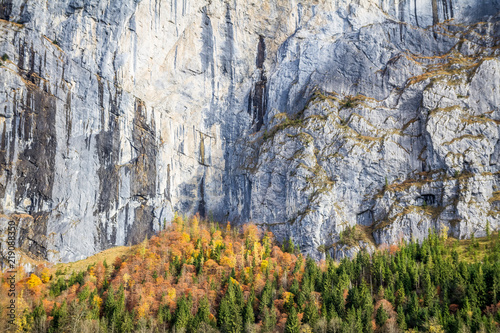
1 215 500 333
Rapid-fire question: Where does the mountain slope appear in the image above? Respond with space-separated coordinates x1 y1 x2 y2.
0 0 499 262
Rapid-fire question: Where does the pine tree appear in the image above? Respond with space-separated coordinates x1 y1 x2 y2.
49 301 68 332
219 279 243 333
290 278 300 302
104 285 116 322
397 305 407 330
122 312 134 333
408 291 420 327
113 284 126 330
218 295 231 330
157 303 172 325
303 299 319 327
243 299 255 327
259 280 273 315
472 266 487 307
262 305 277 332
174 295 192 329
396 286 406 307
333 287 345 318
342 308 363 333
284 306 300 333
192 296 211 330
284 292 295 313
375 306 388 327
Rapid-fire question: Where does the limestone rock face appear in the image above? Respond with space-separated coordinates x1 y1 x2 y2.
0 0 499 262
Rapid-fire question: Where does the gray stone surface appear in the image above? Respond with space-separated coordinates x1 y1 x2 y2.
0 0 499 262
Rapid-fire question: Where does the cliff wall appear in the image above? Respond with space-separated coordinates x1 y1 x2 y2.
0 0 499 262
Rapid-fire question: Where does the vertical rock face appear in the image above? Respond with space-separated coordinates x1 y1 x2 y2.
0 0 499 262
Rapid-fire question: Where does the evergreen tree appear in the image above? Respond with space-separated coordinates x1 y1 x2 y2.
262 305 277 333
219 279 243 333
174 295 192 329
396 286 406 307
243 298 255 327
342 308 363 333
376 306 388 327
472 266 487 307
49 301 68 333
290 278 300 302
259 280 273 316
110 285 126 330
121 312 134 333
192 296 211 330
157 303 172 325
284 293 295 313
408 291 420 327
303 299 319 327
397 305 407 331
333 287 345 318
219 295 231 330
284 306 300 333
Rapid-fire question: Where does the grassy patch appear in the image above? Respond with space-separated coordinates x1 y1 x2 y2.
338 225 375 248
340 94 366 109
442 134 485 146
489 191 500 203
263 111 305 141
54 244 137 278
445 232 500 264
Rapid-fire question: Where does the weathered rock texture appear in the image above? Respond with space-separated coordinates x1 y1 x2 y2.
0 0 499 262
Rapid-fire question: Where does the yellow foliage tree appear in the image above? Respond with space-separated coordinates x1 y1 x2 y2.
428 318 445 333
181 232 191 243
40 268 51 283
92 295 103 310
167 287 176 301
220 256 236 268
213 239 223 248
192 215 200 237
140 236 148 258
440 223 449 240
261 260 269 272
243 224 260 243
282 291 294 303
253 242 264 261
14 290 31 331
122 273 130 287
88 266 95 277
230 277 240 287
27 274 42 289
137 301 150 318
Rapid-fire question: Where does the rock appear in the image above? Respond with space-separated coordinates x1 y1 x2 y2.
0 0 499 262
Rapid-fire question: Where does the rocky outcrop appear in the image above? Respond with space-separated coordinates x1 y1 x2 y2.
0 0 499 262
239 16 500 259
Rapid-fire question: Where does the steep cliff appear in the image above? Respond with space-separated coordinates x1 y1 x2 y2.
0 0 499 262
